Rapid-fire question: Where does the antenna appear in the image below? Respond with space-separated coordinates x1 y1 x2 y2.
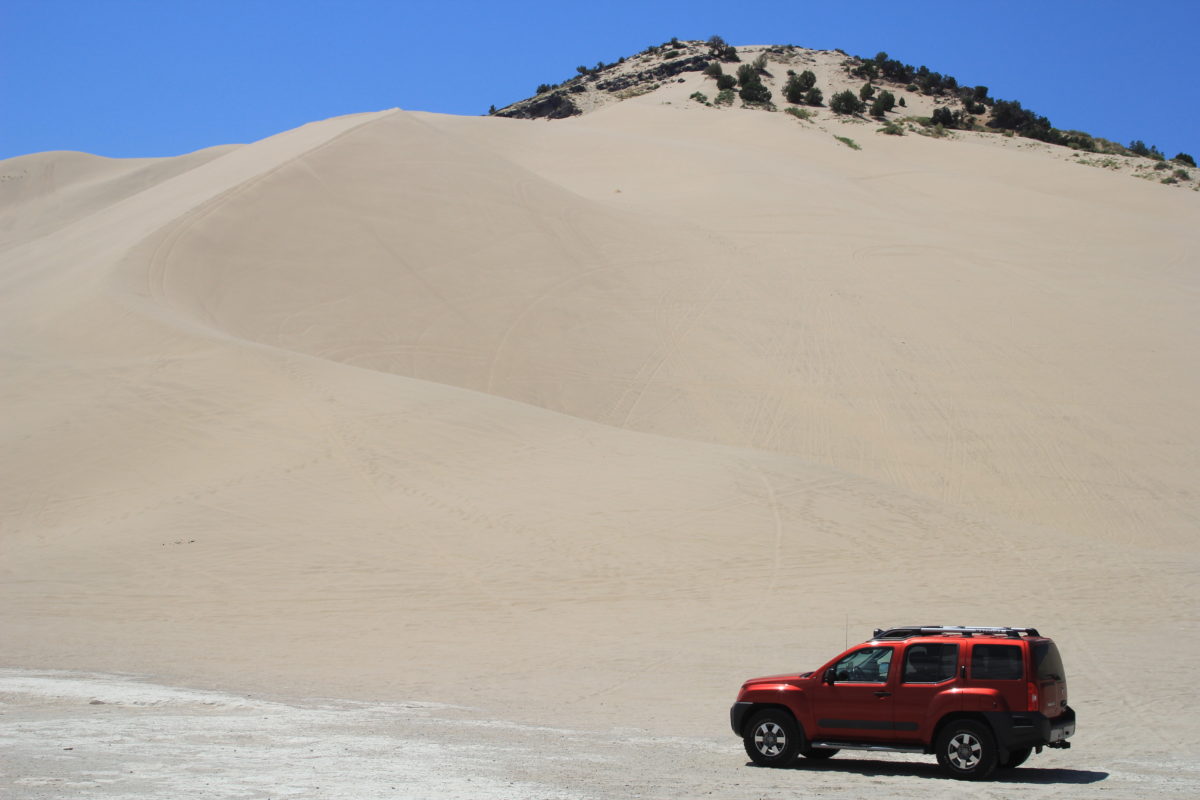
844 614 848 649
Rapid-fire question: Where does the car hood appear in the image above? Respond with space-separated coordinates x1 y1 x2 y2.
742 671 813 687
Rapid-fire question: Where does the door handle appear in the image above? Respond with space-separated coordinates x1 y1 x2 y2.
873 691 892 697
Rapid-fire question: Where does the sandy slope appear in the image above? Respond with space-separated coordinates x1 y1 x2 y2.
1 94 1198 795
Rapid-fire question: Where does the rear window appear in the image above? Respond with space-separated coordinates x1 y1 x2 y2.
971 644 1023 680
1033 641 1065 681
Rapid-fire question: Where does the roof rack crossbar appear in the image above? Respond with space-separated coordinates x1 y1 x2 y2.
872 625 1041 640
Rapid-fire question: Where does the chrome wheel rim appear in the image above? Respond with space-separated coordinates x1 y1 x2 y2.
753 721 787 756
947 732 983 770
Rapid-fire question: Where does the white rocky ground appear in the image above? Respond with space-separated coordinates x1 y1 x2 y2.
4 670 1197 800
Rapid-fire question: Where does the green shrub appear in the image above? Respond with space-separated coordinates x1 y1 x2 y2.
715 88 735 105
898 96 906 107
988 99 1062 144
805 87 823 106
783 71 811 103
704 62 724 78
1174 152 1196 167
707 34 740 62
830 90 865 114
834 135 861 150
859 82 875 100
690 91 709 105
878 121 904 135
1062 131 1097 151
909 118 948 138
1162 177 1179 184
716 73 737 90
1174 168 1191 180
931 106 956 128
1154 161 1170 171
785 106 814 121
736 64 757 86
739 79 772 105
870 90 896 117
851 61 878 80
783 76 803 104
1129 140 1165 160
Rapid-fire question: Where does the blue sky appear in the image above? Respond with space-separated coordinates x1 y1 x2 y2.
2 0 1197 160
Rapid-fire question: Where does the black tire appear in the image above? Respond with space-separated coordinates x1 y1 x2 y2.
999 746 1032 769
800 746 839 760
743 709 802 767
935 720 998 780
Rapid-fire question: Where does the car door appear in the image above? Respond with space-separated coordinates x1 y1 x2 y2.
808 645 897 740
891 641 962 742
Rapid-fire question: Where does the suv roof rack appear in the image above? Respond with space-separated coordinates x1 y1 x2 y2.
872 626 1041 640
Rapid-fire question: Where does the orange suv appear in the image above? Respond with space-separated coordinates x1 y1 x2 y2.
730 626 1075 780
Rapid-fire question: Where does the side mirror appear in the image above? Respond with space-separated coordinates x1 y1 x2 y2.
824 667 836 684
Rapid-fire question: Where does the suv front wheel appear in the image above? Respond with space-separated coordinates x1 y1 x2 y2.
743 709 802 767
935 720 998 780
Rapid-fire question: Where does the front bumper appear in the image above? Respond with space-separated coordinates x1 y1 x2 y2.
730 701 755 736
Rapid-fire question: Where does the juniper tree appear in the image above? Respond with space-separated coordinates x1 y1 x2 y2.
830 90 865 114
869 90 895 117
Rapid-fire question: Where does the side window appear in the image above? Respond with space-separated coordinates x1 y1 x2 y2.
832 646 893 683
971 644 1023 680
902 643 958 683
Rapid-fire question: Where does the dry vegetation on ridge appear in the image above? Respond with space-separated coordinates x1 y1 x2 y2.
493 37 1197 191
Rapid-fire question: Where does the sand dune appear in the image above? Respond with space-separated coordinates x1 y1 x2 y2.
2 79 1198 795
0 146 237 251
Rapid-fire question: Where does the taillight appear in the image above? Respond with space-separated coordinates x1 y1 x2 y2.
1027 681 1040 712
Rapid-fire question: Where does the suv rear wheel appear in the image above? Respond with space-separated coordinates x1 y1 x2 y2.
743 709 801 767
935 720 998 780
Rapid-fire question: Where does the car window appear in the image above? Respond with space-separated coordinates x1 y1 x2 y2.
1033 641 1065 681
971 644 1023 680
832 646 893 683
902 643 958 683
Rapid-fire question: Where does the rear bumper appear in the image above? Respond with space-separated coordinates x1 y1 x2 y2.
985 705 1076 752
